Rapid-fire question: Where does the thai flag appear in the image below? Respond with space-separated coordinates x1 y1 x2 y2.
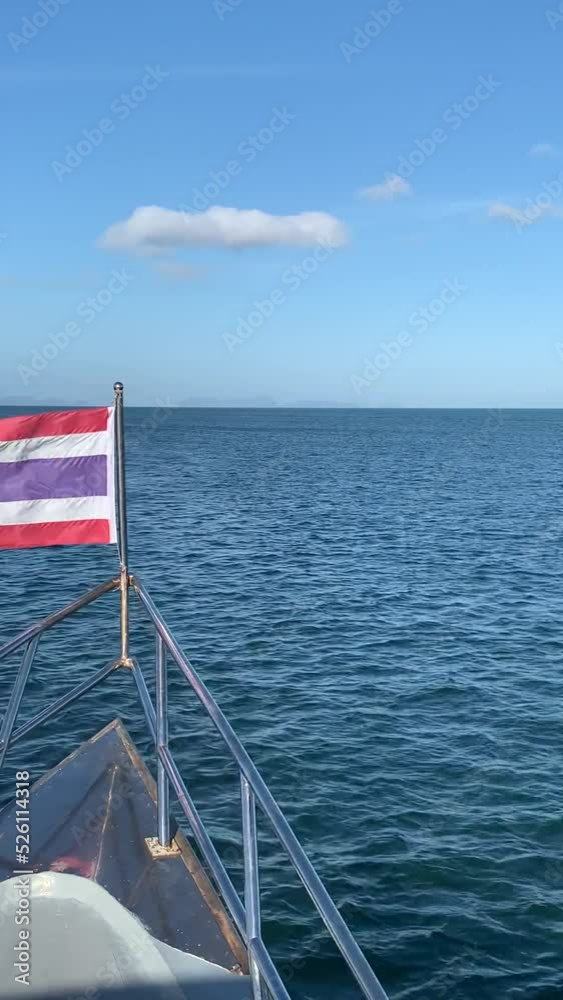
0 407 116 550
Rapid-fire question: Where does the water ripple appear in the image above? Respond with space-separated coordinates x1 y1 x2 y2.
1 408 562 999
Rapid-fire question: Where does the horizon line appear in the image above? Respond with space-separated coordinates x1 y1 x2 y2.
1 403 563 412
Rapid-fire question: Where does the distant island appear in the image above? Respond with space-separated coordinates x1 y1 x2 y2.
0 395 361 409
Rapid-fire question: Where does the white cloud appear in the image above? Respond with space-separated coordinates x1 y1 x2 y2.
97 205 348 256
359 175 412 201
488 200 563 227
488 201 530 224
528 143 558 158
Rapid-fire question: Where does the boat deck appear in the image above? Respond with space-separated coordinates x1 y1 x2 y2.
0 720 248 978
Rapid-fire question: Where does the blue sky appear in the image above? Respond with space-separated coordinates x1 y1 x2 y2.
1 0 563 406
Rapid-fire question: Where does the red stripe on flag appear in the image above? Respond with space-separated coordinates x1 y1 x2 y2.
0 407 109 443
0 520 110 549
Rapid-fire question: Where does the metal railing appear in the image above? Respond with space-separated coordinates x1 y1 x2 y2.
0 577 390 1000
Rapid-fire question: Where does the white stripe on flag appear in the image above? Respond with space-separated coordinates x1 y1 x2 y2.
0 431 109 463
0 496 112 525
106 405 117 544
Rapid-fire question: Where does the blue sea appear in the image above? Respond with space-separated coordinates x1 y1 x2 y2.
1 407 562 999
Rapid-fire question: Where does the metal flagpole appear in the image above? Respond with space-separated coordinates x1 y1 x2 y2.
113 383 173 852
113 382 130 665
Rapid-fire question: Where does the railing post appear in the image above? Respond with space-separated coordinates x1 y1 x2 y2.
113 381 130 665
0 638 39 770
241 774 263 1000
133 577 390 999
156 634 170 847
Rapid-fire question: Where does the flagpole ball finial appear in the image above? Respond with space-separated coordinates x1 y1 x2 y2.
114 381 124 394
